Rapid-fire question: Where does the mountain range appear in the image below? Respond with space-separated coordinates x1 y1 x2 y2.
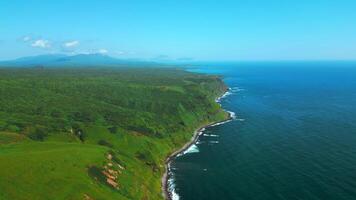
0 54 162 67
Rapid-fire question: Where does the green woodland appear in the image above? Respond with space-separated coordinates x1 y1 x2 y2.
0 67 228 200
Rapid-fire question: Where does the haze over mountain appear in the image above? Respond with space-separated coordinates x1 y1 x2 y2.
0 54 161 67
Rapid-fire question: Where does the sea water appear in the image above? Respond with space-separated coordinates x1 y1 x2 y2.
169 61 356 200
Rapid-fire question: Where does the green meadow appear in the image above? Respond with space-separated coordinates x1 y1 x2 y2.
0 67 228 200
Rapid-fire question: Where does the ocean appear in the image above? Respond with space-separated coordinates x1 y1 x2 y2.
168 61 356 200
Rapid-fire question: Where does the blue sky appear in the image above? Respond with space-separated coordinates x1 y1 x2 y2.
1 0 356 61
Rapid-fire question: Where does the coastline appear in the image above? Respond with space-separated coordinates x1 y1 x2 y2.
162 89 233 200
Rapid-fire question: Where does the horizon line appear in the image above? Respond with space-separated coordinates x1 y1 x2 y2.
1 53 356 63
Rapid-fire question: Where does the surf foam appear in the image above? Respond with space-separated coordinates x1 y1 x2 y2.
167 163 180 200
231 86 245 92
203 133 219 137
227 110 236 119
215 89 233 103
182 144 199 155
210 120 232 127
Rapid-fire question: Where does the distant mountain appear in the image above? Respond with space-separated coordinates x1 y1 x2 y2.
0 54 162 68
0 54 67 67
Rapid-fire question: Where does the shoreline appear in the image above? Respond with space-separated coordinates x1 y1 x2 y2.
161 89 233 200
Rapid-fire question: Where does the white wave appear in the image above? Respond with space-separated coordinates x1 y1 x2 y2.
171 189 180 200
210 120 232 127
227 111 236 119
237 118 245 122
203 133 219 137
205 130 212 133
182 144 199 155
222 91 232 97
167 167 180 200
215 86 245 102
231 86 245 92
196 141 204 144
215 90 233 102
209 110 237 127
209 141 219 144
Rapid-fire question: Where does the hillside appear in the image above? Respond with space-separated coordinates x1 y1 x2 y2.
0 67 228 200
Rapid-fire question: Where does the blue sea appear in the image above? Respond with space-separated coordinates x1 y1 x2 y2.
169 62 356 200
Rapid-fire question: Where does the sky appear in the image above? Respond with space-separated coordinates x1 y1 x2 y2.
1 0 356 61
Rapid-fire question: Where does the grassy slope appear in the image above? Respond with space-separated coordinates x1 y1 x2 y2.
0 141 126 200
0 68 228 200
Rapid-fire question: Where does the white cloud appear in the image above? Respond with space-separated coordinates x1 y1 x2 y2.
63 40 79 48
98 49 108 54
116 51 125 55
23 36 31 42
31 39 51 48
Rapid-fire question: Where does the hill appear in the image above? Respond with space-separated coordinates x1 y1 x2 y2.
0 67 228 200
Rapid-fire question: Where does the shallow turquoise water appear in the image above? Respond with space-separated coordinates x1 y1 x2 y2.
170 62 356 200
